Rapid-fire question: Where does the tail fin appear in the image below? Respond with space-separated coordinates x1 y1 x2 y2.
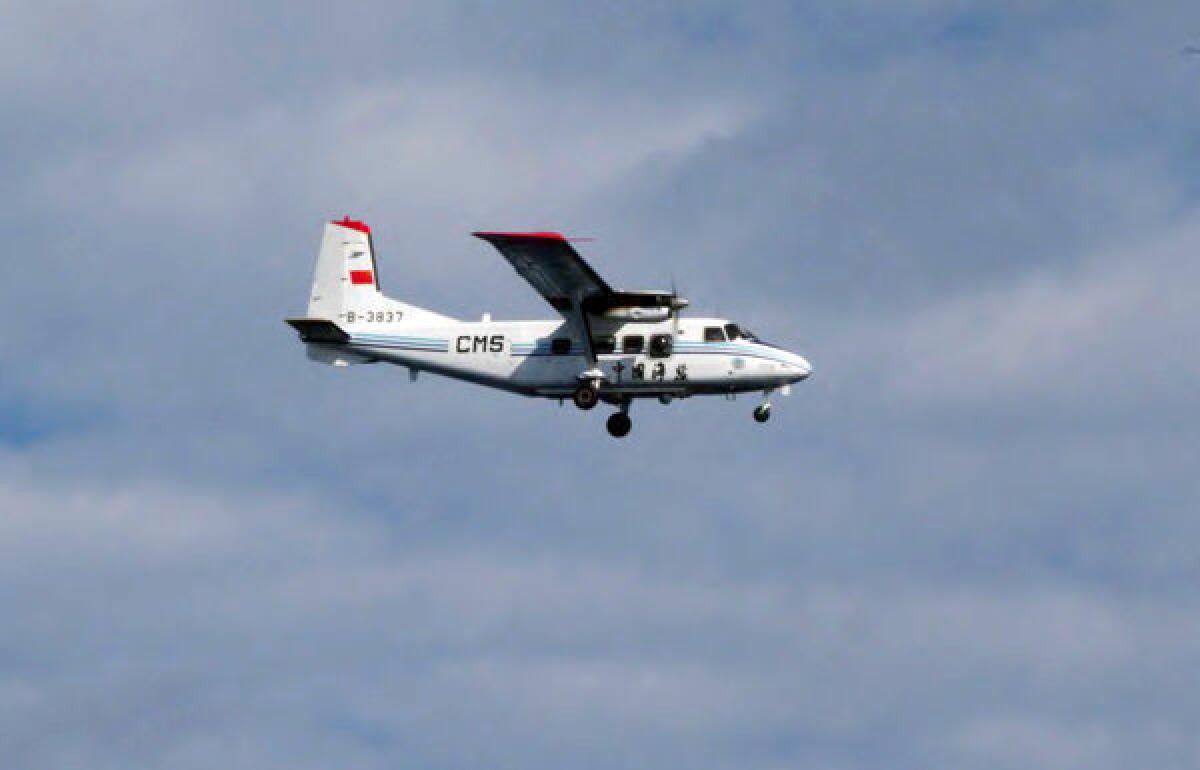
305 216 452 324
307 216 382 320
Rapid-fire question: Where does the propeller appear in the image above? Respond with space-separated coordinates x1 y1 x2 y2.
670 272 685 335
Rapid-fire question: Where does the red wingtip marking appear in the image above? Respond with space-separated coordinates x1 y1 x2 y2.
472 231 567 241
349 270 374 285
333 216 371 235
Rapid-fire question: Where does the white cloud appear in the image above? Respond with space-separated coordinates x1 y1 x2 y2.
886 215 1200 406
35 76 752 224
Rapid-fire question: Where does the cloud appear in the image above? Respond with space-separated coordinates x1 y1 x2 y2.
884 213 1200 409
3 2 1200 769
36 78 751 223
4 453 1197 770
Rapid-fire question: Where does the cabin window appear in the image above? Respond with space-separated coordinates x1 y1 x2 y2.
622 334 644 354
593 335 616 354
705 326 726 342
647 333 673 358
551 337 572 355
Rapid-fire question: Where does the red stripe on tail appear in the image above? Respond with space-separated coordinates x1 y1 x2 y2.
334 216 371 234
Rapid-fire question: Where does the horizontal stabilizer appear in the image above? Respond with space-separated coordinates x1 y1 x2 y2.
285 318 350 344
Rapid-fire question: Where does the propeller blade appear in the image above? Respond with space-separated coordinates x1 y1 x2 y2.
670 272 685 334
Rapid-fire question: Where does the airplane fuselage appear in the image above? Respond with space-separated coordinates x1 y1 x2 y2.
309 315 811 399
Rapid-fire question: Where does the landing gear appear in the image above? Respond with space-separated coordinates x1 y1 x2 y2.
754 389 773 423
606 399 633 438
606 412 632 438
572 382 599 410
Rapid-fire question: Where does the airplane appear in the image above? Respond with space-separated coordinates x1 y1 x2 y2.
286 217 812 437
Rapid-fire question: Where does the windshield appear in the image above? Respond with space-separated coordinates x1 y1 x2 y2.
725 323 759 342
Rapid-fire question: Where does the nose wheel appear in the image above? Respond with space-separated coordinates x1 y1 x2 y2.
753 389 773 423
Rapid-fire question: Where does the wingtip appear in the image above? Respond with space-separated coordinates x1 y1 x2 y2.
472 231 568 241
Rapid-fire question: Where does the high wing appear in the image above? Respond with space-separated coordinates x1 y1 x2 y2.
472 232 611 313
474 231 615 365
473 231 688 366
472 231 686 313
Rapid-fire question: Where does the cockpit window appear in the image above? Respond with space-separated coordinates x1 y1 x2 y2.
704 326 726 342
726 324 759 342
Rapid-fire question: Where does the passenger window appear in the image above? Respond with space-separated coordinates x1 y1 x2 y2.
593 335 616 354
622 335 644 354
648 333 673 357
551 338 571 355
704 327 726 342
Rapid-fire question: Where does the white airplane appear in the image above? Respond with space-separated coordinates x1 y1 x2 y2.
286 217 812 437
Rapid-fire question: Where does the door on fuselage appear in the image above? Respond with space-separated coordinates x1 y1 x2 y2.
596 330 682 390
593 333 635 386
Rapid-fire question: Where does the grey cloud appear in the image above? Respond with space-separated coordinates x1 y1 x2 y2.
4 458 1198 770
3 2 1200 769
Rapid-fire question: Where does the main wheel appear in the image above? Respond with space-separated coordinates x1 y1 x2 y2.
572 383 599 410
753 405 771 423
606 412 632 437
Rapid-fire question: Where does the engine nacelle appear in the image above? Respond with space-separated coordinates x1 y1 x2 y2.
597 306 672 322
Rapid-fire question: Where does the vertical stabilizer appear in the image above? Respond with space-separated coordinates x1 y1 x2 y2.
302 216 454 326
307 217 380 320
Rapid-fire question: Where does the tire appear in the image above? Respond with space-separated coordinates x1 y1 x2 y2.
573 384 599 410
753 405 771 423
606 412 632 437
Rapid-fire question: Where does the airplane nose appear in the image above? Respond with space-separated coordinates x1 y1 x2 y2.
791 355 812 381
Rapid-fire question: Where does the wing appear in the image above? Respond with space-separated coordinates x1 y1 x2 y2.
472 232 612 313
472 231 688 368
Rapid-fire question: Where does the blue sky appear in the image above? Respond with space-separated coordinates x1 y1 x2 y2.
3 2 1199 768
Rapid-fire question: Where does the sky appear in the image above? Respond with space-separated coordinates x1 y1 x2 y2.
2 2 1199 768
